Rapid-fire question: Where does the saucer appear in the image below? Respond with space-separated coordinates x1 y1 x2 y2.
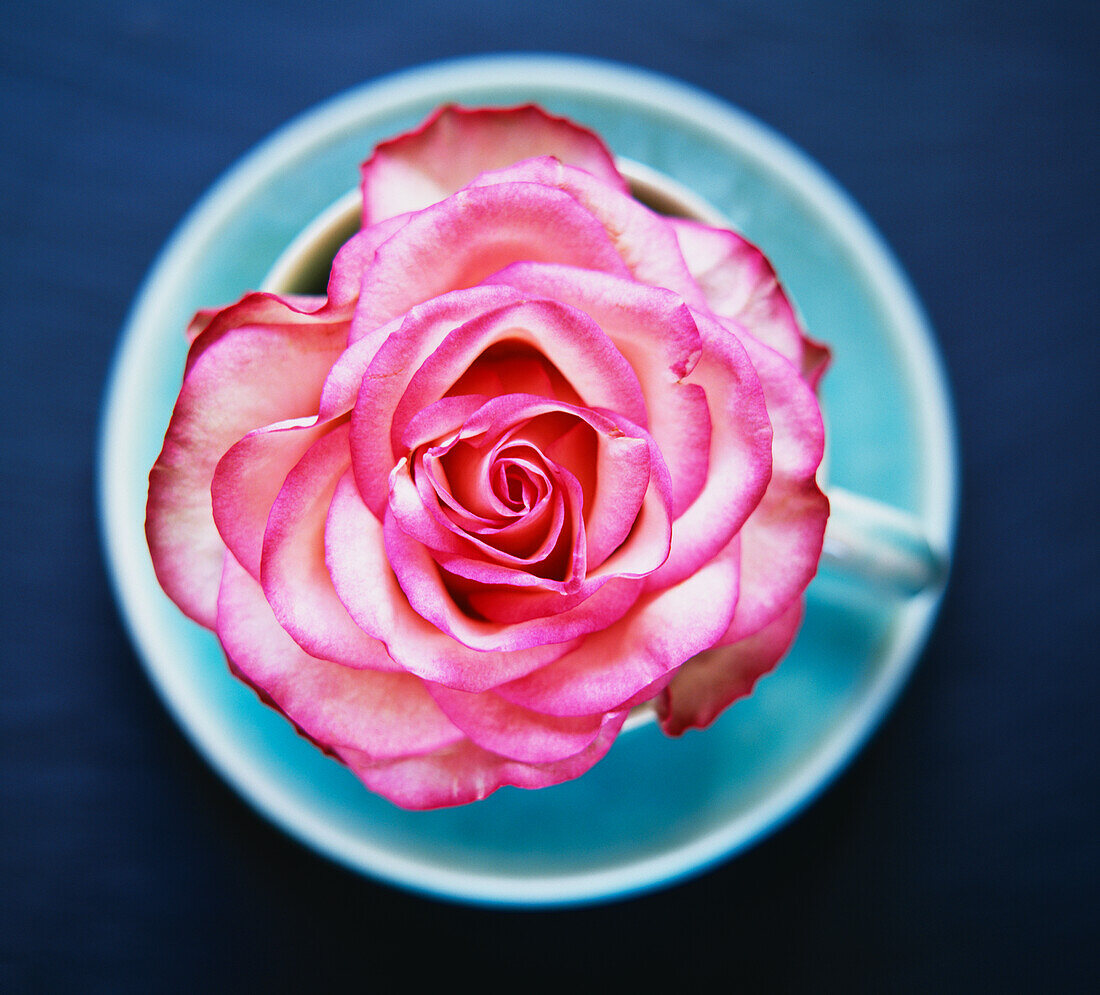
98 54 958 907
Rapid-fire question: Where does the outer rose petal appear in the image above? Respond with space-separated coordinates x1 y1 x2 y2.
658 599 804 736
217 553 463 759
208 313 402 583
722 336 829 643
186 298 329 347
668 217 830 386
337 710 628 810
361 104 628 225
184 306 223 345
642 307 774 590
206 305 400 584
147 299 349 626
182 291 347 371
427 683 614 764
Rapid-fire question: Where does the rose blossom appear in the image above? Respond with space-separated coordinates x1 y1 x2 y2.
146 105 829 809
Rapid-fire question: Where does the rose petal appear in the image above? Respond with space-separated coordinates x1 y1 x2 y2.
352 290 649 517
211 415 329 582
260 423 401 671
383 509 644 653
361 104 628 225
496 540 740 716
217 553 462 759
470 158 709 309
722 336 828 643
669 217 830 386
185 306 223 345
185 297 327 346
427 683 614 764
182 291 346 370
147 299 349 626
337 709 627 810
327 214 410 308
658 599 804 735
325 471 583 692
391 300 649 467
348 182 632 337
208 316 402 584
485 263 713 517
447 349 558 400
643 307 775 590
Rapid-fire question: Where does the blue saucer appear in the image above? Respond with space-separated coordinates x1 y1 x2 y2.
98 54 958 907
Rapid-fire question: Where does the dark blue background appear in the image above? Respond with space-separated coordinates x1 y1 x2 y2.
3 1 1097 988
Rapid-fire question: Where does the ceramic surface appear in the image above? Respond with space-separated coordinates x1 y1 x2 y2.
99 54 958 907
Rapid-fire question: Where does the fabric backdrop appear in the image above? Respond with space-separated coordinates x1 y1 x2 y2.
2 1 1096 988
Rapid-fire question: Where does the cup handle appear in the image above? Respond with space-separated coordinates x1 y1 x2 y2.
820 487 948 596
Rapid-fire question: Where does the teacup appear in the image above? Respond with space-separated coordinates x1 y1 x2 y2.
101 56 959 905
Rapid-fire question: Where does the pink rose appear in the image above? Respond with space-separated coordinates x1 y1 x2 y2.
146 105 829 809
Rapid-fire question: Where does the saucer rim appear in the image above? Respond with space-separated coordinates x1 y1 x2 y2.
98 54 959 907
